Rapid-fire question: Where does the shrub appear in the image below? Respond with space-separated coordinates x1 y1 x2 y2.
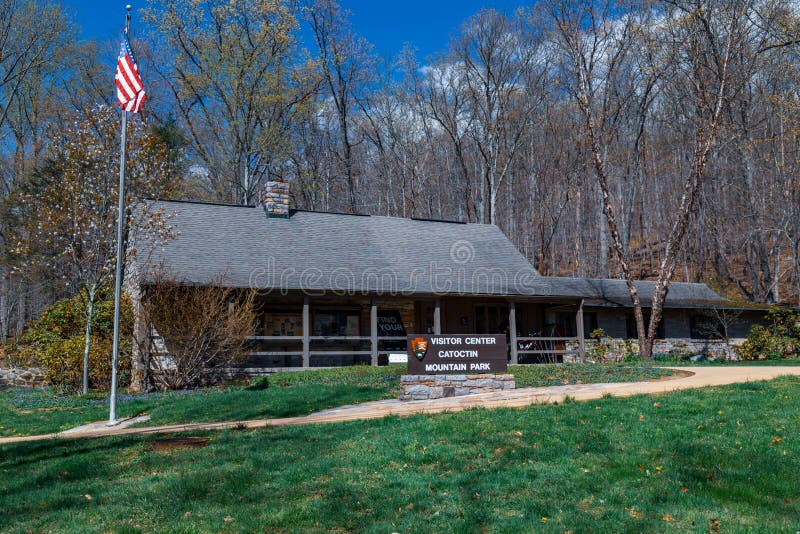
247 376 270 390
587 328 611 361
738 307 800 361
8 290 132 392
653 351 692 362
137 275 257 390
619 339 641 362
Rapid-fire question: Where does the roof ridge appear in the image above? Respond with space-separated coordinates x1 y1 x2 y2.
143 198 493 226
141 197 256 208
538 275 712 287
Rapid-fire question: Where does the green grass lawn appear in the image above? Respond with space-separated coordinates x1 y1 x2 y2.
0 364 674 437
1 376 799 532
0 384 391 437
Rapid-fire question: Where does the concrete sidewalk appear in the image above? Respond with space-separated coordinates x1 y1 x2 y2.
2 366 799 445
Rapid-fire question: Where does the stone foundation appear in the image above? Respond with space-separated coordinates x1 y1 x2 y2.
565 338 745 362
0 367 46 388
400 374 515 401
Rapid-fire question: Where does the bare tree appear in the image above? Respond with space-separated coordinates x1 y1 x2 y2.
8 107 182 393
136 275 256 390
144 0 312 205
305 0 375 213
457 9 549 225
550 0 739 358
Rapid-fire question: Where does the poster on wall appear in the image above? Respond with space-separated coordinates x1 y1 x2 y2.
264 313 302 337
377 310 407 337
312 310 361 337
379 310 407 356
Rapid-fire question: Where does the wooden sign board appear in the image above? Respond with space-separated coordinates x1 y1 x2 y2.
407 334 507 375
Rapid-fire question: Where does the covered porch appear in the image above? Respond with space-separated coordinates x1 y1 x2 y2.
239 293 587 371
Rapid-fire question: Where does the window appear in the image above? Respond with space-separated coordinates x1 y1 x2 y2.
626 313 664 339
312 310 360 337
690 315 725 339
475 305 509 334
583 312 598 338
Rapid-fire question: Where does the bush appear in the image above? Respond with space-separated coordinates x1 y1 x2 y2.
738 307 800 361
8 290 132 392
653 351 693 362
137 275 257 390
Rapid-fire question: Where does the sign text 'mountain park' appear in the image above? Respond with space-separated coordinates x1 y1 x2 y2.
407 334 507 374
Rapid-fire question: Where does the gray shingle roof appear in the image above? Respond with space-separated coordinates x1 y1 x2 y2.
536 277 731 309
132 199 731 308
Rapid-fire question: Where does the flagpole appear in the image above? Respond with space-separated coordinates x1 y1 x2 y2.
108 4 133 426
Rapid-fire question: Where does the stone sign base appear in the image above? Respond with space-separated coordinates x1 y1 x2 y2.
400 374 515 401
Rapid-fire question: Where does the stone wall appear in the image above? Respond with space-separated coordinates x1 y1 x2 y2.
565 338 745 362
0 367 46 388
400 373 515 400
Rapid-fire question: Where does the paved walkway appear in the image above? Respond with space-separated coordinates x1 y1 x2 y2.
2 366 800 445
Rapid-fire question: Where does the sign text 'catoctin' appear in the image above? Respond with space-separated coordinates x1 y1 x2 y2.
406 334 507 375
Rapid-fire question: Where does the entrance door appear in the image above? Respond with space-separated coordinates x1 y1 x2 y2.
417 302 436 334
475 304 509 335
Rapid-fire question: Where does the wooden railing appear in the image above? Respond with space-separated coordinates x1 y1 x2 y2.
244 335 583 368
515 337 579 356
244 336 407 363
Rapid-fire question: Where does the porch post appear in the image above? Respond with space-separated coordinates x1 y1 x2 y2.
509 301 518 365
433 298 441 335
576 299 586 363
302 296 310 368
370 298 378 366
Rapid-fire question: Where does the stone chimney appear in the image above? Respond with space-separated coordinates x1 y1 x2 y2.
259 180 290 218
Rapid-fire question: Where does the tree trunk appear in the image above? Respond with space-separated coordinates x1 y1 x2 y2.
794 238 800 308
0 269 8 343
772 249 780 303
82 284 97 395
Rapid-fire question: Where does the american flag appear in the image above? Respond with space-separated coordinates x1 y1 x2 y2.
115 32 146 113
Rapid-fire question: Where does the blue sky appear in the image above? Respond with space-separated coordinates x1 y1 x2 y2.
65 0 530 59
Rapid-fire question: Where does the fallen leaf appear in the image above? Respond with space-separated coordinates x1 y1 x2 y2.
772 437 783 444
223 516 234 522
662 514 675 522
628 508 643 519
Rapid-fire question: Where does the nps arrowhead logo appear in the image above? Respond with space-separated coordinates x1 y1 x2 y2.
411 337 429 361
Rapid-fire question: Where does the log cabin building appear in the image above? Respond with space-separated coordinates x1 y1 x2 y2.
127 182 766 382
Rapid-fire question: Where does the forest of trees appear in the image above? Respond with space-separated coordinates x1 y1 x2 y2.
2 0 800 344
